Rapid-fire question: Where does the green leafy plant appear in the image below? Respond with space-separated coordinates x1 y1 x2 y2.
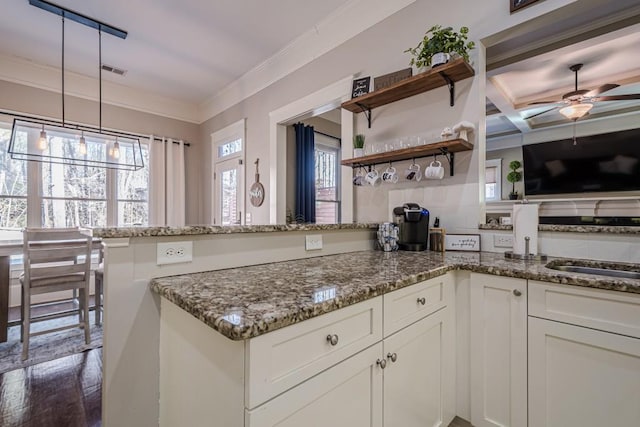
507 160 522 199
405 25 475 68
353 134 365 149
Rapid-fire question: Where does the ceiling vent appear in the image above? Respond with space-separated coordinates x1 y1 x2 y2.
101 64 127 76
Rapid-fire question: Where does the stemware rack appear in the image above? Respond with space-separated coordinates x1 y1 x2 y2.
341 137 473 177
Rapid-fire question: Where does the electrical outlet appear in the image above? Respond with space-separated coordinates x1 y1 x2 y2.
305 234 323 251
157 241 193 265
493 234 513 248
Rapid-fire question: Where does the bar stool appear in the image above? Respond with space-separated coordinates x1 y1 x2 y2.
21 227 93 360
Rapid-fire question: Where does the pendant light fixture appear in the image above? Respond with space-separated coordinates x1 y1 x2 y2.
7 0 143 171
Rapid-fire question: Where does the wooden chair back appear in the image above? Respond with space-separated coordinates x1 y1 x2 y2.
23 227 93 295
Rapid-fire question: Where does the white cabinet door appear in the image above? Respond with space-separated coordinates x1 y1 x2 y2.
470 273 527 427
529 317 640 427
245 343 383 427
383 307 455 427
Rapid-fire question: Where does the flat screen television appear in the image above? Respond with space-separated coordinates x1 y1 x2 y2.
522 128 640 196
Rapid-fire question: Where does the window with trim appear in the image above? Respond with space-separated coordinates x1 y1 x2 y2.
0 121 149 230
314 132 341 224
485 158 502 202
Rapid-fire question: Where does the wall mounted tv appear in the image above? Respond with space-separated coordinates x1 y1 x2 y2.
522 128 640 196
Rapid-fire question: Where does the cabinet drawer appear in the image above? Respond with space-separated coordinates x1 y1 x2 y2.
245 343 383 427
384 273 452 337
245 296 382 409
529 280 640 338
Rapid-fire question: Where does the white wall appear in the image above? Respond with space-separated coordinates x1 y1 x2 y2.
198 0 577 226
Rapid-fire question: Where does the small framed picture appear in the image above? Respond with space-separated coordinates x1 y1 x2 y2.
511 0 542 13
445 234 481 252
351 77 371 98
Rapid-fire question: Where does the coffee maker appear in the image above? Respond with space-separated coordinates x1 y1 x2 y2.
392 203 430 251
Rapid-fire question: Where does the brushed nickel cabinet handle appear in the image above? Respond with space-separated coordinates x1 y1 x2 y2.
513 289 522 297
377 358 387 369
417 297 426 305
387 352 398 363
326 334 339 346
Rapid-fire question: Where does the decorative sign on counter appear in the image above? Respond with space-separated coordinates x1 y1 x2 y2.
351 76 371 98
445 234 481 251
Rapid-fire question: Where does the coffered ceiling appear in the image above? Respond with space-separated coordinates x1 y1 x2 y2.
486 17 640 140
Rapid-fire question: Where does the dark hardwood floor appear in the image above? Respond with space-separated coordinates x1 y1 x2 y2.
0 348 102 427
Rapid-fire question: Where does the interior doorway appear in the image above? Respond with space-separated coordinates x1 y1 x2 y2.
286 109 342 224
269 76 354 224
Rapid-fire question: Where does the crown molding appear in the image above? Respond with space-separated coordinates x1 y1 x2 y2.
0 53 200 124
198 0 416 123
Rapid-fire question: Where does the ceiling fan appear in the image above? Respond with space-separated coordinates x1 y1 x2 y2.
523 63 640 121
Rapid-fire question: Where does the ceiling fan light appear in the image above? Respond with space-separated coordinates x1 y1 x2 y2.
559 102 593 120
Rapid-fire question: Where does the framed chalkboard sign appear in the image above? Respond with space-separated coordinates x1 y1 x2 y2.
351 77 371 98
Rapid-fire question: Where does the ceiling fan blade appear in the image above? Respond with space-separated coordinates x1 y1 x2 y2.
585 83 620 97
528 100 562 105
522 106 560 120
594 94 640 101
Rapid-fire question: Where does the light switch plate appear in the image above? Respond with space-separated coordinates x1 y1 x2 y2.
493 234 513 248
157 241 193 265
305 234 323 251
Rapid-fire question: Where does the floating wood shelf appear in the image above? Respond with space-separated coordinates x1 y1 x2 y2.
341 138 473 176
341 58 475 128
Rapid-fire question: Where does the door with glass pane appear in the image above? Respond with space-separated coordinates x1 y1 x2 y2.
215 158 243 225
212 120 245 226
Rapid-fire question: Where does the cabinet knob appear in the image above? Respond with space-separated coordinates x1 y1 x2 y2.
386 352 398 363
513 289 522 297
417 297 426 305
326 334 339 346
376 358 387 369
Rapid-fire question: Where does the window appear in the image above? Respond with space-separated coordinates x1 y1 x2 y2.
485 159 502 202
0 121 149 229
0 127 27 228
314 132 340 224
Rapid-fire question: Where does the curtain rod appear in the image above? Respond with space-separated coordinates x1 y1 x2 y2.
0 110 191 147
314 130 341 142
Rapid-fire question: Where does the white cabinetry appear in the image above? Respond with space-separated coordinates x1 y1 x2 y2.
470 273 527 427
160 273 455 427
383 273 455 427
246 343 383 427
383 307 455 427
528 281 640 427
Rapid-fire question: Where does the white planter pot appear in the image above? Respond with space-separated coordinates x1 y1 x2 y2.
431 52 451 67
353 148 364 158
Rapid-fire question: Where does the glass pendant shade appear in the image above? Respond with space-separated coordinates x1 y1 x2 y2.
9 118 144 171
559 102 593 120
37 127 48 151
79 134 87 155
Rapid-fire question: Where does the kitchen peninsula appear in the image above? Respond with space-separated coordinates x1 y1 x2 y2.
93 224 640 427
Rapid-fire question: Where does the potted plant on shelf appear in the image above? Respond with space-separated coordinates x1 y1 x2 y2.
507 160 522 200
353 134 365 158
405 25 475 69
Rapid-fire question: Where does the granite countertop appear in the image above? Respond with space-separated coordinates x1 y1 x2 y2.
150 251 640 341
92 223 378 238
479 223 640 234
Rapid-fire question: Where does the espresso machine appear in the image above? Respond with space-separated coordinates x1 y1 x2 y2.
392 203 430 251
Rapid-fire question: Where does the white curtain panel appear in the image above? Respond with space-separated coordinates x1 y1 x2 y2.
148 136 186 227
